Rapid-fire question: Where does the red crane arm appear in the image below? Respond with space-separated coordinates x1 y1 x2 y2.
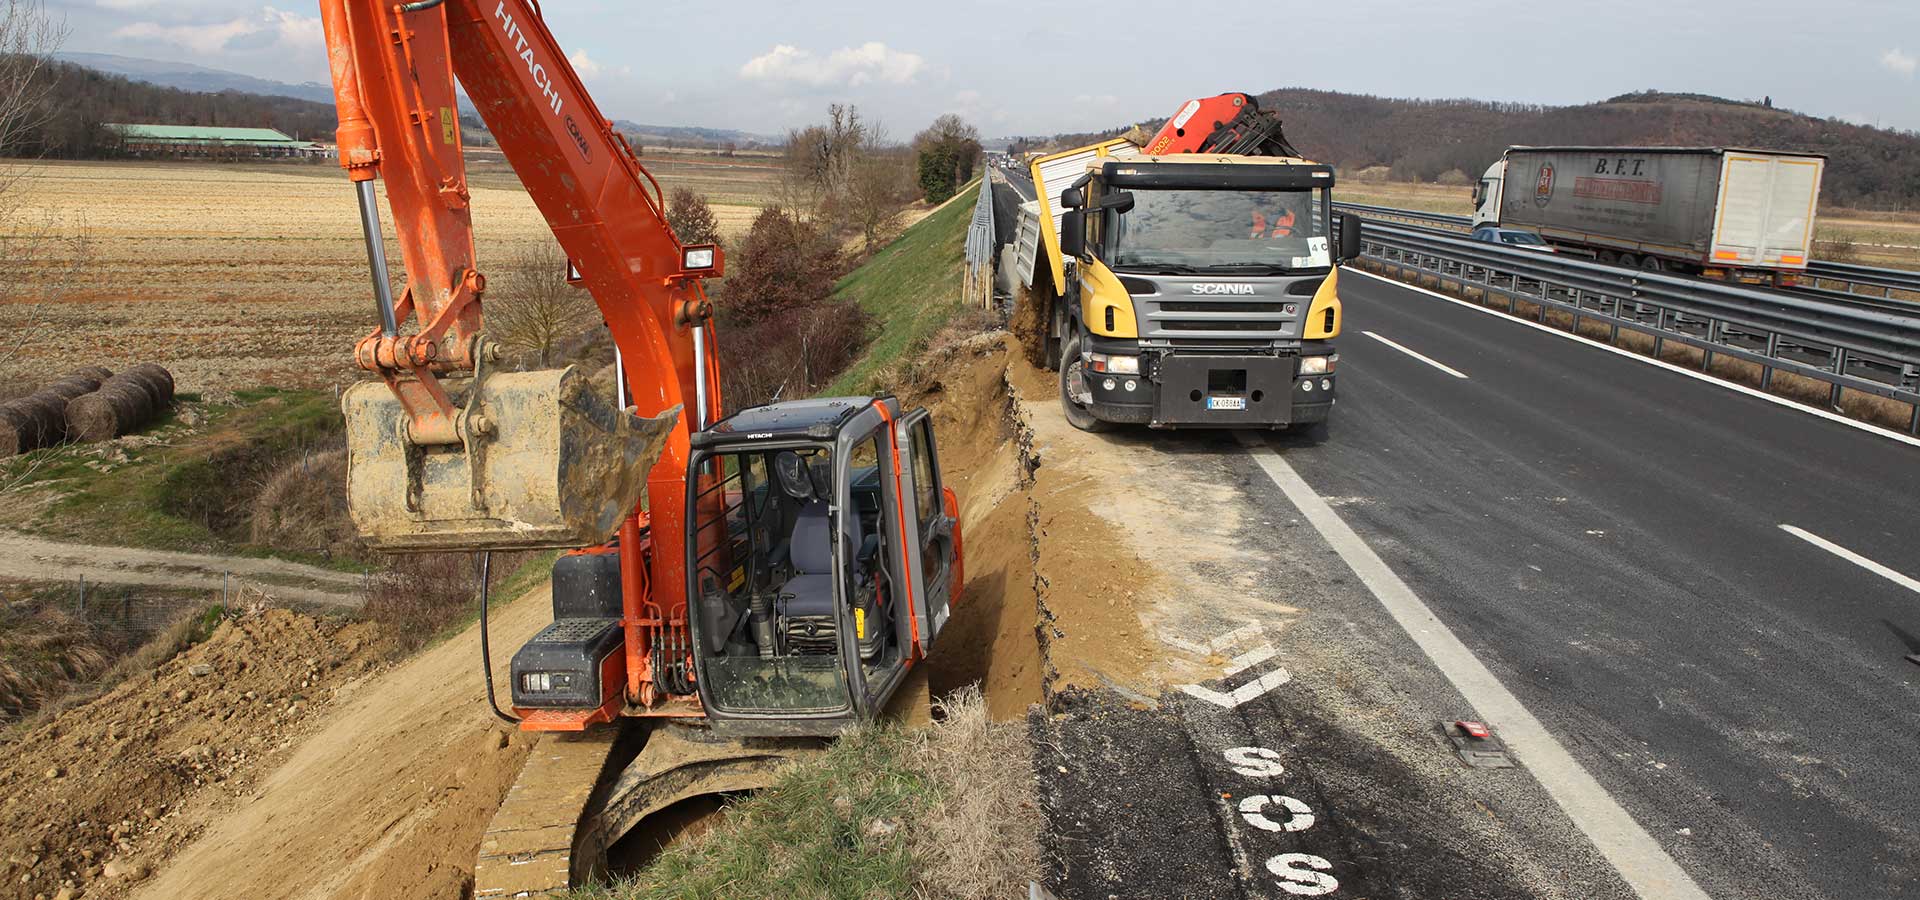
321 0 722 710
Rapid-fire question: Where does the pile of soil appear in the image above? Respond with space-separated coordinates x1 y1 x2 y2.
128 588 549 900
0 609 387 900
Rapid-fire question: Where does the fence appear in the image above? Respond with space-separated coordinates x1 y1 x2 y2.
963 175 997 309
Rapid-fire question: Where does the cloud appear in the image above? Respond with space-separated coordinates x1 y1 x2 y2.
112 6 322 56
568 49 628 80
1883 48 1917 77
739 42 924 88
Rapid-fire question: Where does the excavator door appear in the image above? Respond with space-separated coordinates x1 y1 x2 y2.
893 408 957 654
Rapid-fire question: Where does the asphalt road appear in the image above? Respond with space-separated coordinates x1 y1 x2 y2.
1263 271 1920 898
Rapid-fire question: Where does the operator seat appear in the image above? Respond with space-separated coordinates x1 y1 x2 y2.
773 452 841 621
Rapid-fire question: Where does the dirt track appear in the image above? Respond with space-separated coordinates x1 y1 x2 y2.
0 531 363 607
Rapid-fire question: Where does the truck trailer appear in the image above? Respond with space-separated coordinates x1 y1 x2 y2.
1472 146 1825 285
1011 95 1361 436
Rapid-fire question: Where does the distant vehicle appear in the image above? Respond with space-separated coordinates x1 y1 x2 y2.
1471 146 1825 286
1470 228 1556 252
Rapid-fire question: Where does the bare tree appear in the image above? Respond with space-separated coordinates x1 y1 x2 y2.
0 0 83 372
847 149 910 253
488 241 598 368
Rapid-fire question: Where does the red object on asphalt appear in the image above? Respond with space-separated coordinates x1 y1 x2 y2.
1457 720 1492 740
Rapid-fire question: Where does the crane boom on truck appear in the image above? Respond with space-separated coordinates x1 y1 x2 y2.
1011 93 1362 436
320 0 962 892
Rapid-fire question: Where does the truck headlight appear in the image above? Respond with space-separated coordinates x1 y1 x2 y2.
1089 352 1140 375
1300 355 1335 375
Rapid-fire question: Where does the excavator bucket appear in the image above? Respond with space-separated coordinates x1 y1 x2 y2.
342 367 678 551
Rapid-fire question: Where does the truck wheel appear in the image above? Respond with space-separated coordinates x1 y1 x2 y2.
1640 255 1664 273
1059 334 1110 433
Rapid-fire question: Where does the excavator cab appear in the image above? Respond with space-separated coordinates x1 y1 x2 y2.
507 396 959 733
685 396 957 731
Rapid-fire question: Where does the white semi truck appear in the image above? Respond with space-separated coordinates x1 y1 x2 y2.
1472 146 1825 286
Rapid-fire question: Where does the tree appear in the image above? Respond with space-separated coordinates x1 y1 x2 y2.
847 149 909 253
1 0 85 373
719 206 841 328
488 241 598 368
912 114 982 203
665 187 721 247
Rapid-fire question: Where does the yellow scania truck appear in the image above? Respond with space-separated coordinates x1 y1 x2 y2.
1010 94 1361 438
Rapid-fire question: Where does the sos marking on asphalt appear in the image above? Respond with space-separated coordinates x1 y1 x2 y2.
1222 745 1341 896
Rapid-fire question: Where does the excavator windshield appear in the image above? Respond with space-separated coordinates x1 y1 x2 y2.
1107 187 1333 273
689 438 899 716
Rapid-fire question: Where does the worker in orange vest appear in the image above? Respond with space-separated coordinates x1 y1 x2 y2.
1250 202 1296 239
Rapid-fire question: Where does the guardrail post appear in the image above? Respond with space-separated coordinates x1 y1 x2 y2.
1829 349 1848 408
1702 320 1720 370
1762 334 1780 390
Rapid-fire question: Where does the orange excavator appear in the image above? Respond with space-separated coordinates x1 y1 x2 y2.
319 0 962 892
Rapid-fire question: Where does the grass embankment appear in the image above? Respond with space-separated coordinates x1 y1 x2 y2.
826 181 979 395
0 388 353 566
561 690 1036 900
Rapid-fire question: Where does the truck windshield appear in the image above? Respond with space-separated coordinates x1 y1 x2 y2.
1108 187 1331 272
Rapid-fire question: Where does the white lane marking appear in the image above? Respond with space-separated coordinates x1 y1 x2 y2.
1347 267 1920 450
1360 330 1469 379
1779 524 1920 595
1181 663 1294 709
1224 644 1279 676
1161 620 1263 655
1236 432 1712 900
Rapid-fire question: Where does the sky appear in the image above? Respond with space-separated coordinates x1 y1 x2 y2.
46 0 1920 139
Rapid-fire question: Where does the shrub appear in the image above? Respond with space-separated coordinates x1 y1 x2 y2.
719 207 842 328
666 187 721 247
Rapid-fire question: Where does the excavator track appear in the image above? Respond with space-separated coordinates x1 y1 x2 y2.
475 725 821 897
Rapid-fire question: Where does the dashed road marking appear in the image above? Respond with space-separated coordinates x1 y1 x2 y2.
1348 267 1920 450
1237 432 1712 900
1180 663 1293 709
1780 524 1920 595
1161 620 1264 655
1360 330 1469 379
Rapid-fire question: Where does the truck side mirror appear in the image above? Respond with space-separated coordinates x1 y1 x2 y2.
1102 191 1135 214
1060 210 1085 257
1338 215 1363 262
1059 186 1084 209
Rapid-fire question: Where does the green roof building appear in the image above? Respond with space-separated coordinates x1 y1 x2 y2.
107 124 333 158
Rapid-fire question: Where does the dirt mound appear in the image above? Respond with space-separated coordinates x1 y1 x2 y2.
130 587 550 900
0 608 388 900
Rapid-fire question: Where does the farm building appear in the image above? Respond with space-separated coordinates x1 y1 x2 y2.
107 124 334 160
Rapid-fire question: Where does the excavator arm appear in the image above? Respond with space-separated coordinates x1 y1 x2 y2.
322 0 721 711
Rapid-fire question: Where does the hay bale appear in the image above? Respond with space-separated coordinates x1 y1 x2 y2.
66 380 158 443
125 363 175 405
0 370 113 455
61 365 175 444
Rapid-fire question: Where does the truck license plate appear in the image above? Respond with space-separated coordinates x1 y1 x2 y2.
1207 396 1246 411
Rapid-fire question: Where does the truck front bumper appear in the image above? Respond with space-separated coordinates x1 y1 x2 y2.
1077 351 1335 429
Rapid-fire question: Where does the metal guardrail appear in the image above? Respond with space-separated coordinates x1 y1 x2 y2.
963 176 996 309
1341 216 1920 433
1333 202 1920 302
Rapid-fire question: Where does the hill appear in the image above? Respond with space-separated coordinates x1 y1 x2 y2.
54 52 336 104
1014 90 1920 210
6 60 341 158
